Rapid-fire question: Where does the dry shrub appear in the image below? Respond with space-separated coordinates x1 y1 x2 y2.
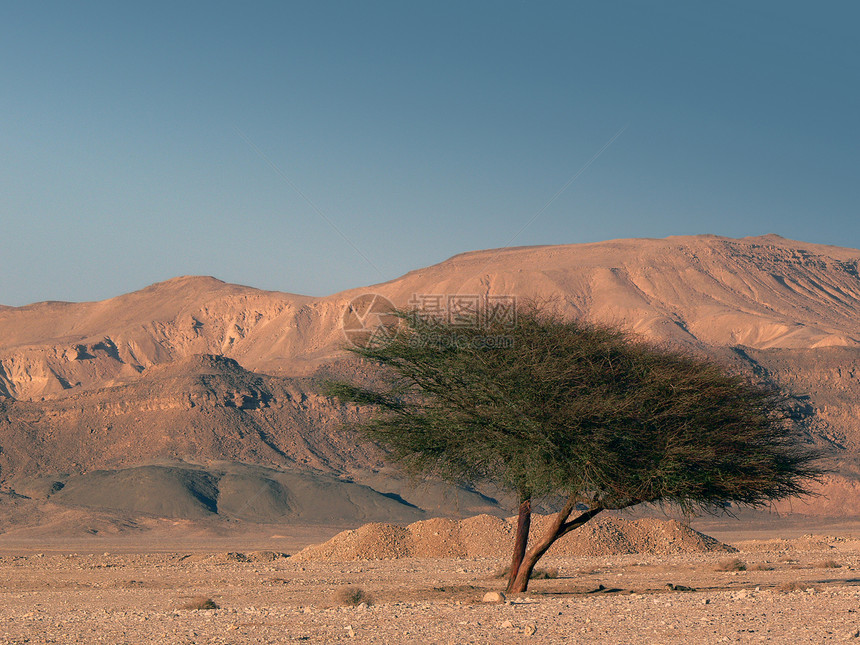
492 566 559 580
181 596 219 610
530 567 560 580
748 563 775 571
336 585 372 606
714 558 747 572
778 581 816 593
777 555 797 563
812 559 841 569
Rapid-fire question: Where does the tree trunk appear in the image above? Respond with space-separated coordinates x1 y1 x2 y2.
509 500 602 593
505 497 531 593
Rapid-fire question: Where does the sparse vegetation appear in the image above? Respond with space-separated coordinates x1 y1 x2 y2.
181 596 219 610
748 562 775 571
530 567 560 580
714 558 747 572
812 559 841 568
777 581 815 593
493 565 559 580
335 585 372 606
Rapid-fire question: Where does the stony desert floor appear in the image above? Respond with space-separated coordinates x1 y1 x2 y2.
1 528 860 644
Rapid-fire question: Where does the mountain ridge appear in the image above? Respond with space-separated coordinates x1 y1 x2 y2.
1 234 859 523
1 233 859 402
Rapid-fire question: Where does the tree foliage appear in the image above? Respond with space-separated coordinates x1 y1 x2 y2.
324 303 822 591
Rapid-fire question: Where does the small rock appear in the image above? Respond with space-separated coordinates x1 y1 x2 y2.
482 591 506 603
524 624 537 636
500 620 514 629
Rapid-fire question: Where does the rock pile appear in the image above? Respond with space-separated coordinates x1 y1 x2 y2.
293 513 734 561
292 523 414 561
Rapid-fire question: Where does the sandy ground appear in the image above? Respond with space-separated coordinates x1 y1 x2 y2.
1 525 859 644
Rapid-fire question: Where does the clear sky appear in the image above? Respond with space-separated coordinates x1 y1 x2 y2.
2 1 858 306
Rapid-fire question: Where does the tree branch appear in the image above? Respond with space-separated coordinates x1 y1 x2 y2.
558 507 603 538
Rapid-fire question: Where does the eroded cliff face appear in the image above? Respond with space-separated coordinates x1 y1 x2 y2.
0 355 383 484
742 347 860 465
0 277 333 400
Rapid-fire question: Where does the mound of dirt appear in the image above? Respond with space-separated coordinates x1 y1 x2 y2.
408 517 466 558
294 523 413 560
293 513 734 561
457 514 517 558
532 516 733 557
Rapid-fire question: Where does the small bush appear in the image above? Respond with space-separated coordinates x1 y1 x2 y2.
530 567 559 580
492 566 559 580
714 558 747 572
748 563 775 571
181 596 219 610
778 581 815 593
336 586 372 607
813 559 841 569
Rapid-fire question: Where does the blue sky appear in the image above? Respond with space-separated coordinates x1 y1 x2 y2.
2 1 858 305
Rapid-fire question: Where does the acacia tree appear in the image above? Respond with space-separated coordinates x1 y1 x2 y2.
324 304 822 593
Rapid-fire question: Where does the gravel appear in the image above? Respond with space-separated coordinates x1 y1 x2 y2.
1 536 859 644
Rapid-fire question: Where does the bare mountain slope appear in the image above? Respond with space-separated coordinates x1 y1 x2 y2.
1 234 859 523
0 355 380 482
0 355 503 528
0 277 316 400
1 234 859 402
369 233 860 349
9 463 430 526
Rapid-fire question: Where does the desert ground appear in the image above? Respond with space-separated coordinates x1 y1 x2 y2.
2 518 860 644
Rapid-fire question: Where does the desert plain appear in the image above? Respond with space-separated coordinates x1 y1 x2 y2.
2 516 860 644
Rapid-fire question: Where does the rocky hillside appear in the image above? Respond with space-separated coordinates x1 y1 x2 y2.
2 234 859 402
1 234 859 523
0 355 381 481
